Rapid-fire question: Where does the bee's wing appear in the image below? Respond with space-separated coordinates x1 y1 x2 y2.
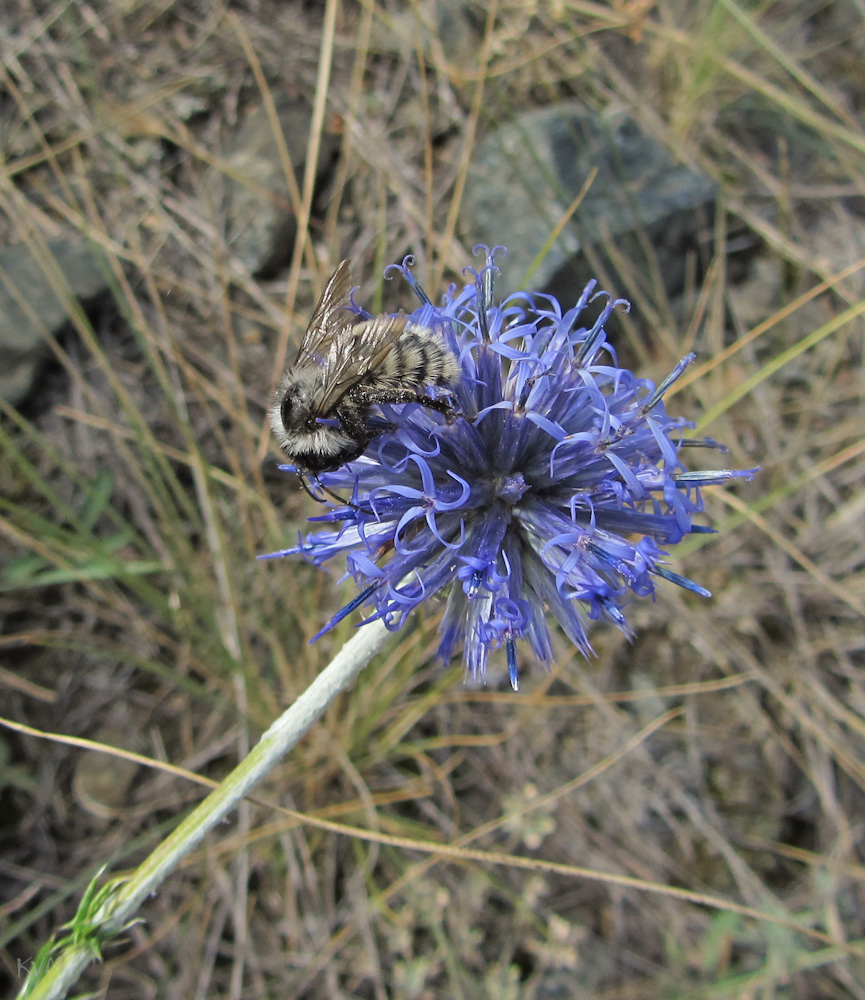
294 259 356 365
315 312 408 415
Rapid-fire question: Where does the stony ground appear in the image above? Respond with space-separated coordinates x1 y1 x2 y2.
2 2 865 998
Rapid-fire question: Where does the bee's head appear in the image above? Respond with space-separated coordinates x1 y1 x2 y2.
272 371 319 433
268 367 357 469
279 394 297 430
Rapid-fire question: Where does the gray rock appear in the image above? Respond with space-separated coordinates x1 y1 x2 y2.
0 237 110 405
220 96 341 278
459 105 717 302
412 0 482 70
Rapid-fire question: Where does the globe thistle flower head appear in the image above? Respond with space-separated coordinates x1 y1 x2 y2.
262 247 755 689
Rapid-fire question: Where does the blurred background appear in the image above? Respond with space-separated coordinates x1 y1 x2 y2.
1 1 863 997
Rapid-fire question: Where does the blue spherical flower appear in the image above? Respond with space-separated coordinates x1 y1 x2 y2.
262 247 755 689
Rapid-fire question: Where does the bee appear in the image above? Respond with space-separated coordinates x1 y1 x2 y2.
270 259 461 483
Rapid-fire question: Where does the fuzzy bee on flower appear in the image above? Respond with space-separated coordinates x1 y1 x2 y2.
269 260 461 491
263 247 756 688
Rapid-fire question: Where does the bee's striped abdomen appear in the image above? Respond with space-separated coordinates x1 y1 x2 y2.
374 324 460 390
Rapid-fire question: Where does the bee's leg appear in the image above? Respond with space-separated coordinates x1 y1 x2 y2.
357 388 460 421
295 471 347 508
317 479 360 509
298 474 327 503
424 394 461 423
301 471 362 510
334 403 377 452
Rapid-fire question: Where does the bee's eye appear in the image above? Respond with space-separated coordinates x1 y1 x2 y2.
280 398 293 427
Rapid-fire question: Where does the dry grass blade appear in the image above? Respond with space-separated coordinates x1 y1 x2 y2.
2 1 865 998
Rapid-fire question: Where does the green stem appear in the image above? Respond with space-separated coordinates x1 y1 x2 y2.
20 619 391 1000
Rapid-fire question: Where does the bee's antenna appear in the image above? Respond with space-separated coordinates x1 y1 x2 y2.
300 473 360 511
319 478 360 510
299 475 327 504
